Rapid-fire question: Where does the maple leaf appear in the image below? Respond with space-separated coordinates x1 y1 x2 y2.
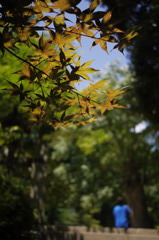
53 0 71 11
91 36 110 53
89 0 102 12
35 0 53 12
87 117 97 123
76 61 99 80
102 11 112 24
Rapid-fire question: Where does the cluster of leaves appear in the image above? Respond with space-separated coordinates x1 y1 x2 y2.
0 0 138 128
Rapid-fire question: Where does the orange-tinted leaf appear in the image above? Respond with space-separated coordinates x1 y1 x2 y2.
53 0 71 11
87 117 96 123
99 38 108 53
89 0 102 12
54 15 65 25
103 11 112 24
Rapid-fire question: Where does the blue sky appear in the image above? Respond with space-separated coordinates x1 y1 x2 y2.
69 0 129 89
75 0 128 71
78 37 128 70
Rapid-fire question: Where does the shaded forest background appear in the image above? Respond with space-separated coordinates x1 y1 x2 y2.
0 0 159 239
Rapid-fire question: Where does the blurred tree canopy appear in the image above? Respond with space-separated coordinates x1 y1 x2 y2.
97 0 159 125
46 62 159 228
1 1 159 239
1 54 159 238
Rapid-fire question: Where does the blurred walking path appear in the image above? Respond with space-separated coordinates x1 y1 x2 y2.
38 226 159 240
66 226 159 240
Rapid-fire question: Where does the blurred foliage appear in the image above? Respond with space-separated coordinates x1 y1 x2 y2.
0 166 34 240
1 46 159 231
47 61 159 227
98 0 159 126
1 0 159 235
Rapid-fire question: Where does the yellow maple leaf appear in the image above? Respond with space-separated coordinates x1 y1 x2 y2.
77 121 86 126
35 1 52 12
107 89 125 100
53 0 71 11
53 33 76 48
54 15 65 25
87 107 96 115
28 117 38 122
80 13 93 23
54 122 62 130
87 117 97 123
93 79 108 89
92 36 109 52
89 0 102 12
32 107 42 115
102 11 112 24
76 61 98 80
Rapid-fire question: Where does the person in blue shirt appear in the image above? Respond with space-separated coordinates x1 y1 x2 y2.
113 197 131 229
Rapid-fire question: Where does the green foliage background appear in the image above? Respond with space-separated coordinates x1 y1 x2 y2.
0 33 159 239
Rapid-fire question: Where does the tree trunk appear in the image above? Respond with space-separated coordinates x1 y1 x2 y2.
123 161 151 228
124 181 151 228
30 161 47 225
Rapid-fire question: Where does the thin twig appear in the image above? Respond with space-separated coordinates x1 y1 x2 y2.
3 46 50 77
3 46 100 105
0 25 117 43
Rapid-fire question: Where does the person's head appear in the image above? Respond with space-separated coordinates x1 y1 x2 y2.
117 197 124 205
